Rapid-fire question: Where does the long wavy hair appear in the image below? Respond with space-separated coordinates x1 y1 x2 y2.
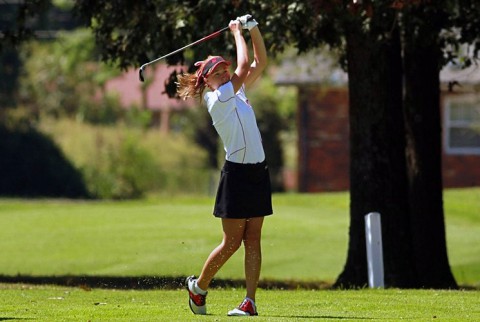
176 55 230 101
176 73 204 101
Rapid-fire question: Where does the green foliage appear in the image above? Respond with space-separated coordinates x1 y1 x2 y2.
52 0 74 10
0 0 51 52
123 106 153 129
82 134 159 199
76 92 125 125
19 28 122 123
72 1 480 98
250 75 296 130
39 118 210 199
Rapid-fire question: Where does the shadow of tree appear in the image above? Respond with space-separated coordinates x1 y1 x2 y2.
0 274 331 290
268 316 377 320
1 275 476 291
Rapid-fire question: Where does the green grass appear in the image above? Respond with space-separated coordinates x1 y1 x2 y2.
443 188 480 286
0 193 350 282
0 189 479 320
1 285 479 321
0 189 479 286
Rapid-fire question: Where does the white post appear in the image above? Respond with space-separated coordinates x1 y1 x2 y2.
365 212 384 288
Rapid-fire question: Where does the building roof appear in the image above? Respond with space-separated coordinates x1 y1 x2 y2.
105 64 194 111
274 49 348 86
440 64 480 85
275 49 480 90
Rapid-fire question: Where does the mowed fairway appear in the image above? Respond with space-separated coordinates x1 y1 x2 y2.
1 286 479 321
0 193 351 282
0 189 479 320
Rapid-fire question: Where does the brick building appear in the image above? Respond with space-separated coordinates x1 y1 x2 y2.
276 52 480 192
105 64 194 132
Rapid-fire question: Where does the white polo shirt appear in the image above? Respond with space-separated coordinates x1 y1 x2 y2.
204 81 265 164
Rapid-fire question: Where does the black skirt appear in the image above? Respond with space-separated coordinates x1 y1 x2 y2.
213 160 273 219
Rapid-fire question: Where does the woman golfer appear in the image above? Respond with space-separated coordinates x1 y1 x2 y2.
177 15 271 316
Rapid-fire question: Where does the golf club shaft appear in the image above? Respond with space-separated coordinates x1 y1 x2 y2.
139 26 229 81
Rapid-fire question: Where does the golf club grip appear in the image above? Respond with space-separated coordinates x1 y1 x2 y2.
194 26 229 44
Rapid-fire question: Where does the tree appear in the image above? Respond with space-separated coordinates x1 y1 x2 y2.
0 0 81 109
73 1 292 70
20 29 122 123
333 4 416 287
315 0 478 288
0 0 51 52
401 2 458 288
74 0 480 288
1 0 50 108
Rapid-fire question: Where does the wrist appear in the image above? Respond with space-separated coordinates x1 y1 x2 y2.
232 29 243 38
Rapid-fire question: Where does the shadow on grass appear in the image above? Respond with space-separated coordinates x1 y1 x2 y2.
0 275 331 290
268 316 375 320
1 275 477 291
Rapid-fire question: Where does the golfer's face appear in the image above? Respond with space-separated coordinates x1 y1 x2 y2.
206 64 230 89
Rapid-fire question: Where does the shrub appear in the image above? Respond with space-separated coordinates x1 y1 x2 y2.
39 118 209 198
0 116 89 198
82 134 159 199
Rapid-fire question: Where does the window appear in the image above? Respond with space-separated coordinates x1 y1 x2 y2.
444 95 480 155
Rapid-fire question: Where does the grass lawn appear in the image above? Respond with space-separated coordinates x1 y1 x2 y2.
0 192 351 283
0 188 479 320
1 285 479 321
1 188 479 286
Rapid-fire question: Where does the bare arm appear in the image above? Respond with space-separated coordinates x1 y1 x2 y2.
229 20 250 93
244 25 267 89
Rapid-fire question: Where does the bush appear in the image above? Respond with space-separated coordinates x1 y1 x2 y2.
39 118 210 199
76 92 124 125
82 134 159 199
0 116 89 198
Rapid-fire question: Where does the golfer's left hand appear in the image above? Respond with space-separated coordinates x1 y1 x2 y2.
229 20 242 33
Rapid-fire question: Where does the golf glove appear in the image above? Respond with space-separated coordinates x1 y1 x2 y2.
237 14 258 31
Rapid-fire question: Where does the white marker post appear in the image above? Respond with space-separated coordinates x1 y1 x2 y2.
365 212 384 288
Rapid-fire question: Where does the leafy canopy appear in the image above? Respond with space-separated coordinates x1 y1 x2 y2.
73 0 479 71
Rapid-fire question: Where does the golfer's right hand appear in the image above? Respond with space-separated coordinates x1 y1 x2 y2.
237 14 258 30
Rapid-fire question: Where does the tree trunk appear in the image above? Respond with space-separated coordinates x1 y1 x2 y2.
334 20 415 287
402 6 458 289
336 3 458 289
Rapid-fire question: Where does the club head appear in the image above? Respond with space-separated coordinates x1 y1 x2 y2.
139 67 145 82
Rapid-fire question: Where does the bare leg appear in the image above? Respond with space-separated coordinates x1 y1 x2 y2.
197 218 246 290
243 217 264 301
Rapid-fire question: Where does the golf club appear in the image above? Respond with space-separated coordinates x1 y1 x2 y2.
139 26 229 82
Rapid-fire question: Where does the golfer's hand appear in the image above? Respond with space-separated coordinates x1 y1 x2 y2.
237 14 258 31
229 20 242 34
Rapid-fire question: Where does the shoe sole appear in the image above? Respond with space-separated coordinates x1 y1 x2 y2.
227 308 258 316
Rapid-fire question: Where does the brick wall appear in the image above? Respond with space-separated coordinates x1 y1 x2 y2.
297 86 350 192
443 155 480 187
296 87 480 192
